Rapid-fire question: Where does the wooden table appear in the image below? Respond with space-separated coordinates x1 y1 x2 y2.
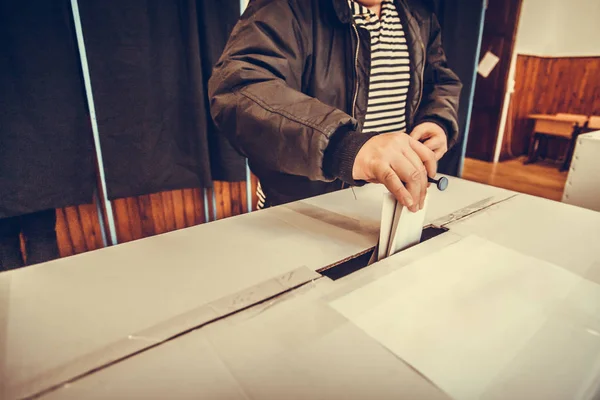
526 114 589 170
534 113 589 124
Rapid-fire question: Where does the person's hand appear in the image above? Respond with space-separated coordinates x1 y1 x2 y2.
410 122 447 160
352 132 437 212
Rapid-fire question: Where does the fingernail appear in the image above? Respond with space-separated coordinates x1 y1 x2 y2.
404 196 414 207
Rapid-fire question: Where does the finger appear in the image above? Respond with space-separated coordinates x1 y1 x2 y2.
409 127 426 141
434 147 446 161
375 165 415 210
399 147 427 210
410 128 435 143
422 136 447 161
422 135 443 151
429 139 448 161
409 138 437 179
388 156 421 212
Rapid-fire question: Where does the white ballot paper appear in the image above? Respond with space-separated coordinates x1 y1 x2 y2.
330 236 600 400
378 192 428 261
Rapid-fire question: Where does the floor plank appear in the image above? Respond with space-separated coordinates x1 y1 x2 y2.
462 157 568 201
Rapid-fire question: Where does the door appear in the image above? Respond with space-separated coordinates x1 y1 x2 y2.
466 0 523 161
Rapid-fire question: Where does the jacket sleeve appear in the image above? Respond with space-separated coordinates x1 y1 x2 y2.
414 13 463 149
208 0 365 182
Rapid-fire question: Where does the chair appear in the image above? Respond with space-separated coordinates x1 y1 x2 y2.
526 114 589 171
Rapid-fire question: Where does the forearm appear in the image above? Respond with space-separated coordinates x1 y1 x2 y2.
210 74 358 181
208 0 370 182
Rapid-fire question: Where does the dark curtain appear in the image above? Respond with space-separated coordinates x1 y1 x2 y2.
198 0 245 181
78 0 215 199
432 0 486 176
0 0 95 219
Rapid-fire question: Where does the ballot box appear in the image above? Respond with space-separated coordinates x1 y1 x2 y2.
0 178 512 400
3 178 600 400
562 131 600 212
38 194 600 400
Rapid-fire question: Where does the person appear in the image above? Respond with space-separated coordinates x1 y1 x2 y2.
209 0 461 213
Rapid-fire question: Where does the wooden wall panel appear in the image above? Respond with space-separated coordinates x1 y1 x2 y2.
54 177 260 258
500 55 600 160
212 181 248 220
55 203 105 258
112 189 206 244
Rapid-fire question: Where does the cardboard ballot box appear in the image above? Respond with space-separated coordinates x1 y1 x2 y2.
2 178 599 400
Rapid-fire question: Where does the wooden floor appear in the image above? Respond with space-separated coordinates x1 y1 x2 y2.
462 157 568 201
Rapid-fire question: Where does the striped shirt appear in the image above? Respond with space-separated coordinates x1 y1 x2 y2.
350 0 410 134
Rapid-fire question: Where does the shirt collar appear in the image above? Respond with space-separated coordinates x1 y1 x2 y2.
347 0 394 18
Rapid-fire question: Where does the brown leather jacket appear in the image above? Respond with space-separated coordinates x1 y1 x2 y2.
209 0 462 207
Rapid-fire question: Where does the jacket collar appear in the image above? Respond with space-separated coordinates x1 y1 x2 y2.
331 0 352 23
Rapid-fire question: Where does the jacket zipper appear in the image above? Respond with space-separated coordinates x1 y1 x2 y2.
351 24 360 120
342 23 361 191
414 39 425 120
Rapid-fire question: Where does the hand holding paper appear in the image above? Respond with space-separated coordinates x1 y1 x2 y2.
353 132 437 212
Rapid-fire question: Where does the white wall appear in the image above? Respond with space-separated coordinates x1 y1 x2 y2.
515 0 600 57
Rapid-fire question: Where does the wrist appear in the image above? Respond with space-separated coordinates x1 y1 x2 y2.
323 127 378 185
